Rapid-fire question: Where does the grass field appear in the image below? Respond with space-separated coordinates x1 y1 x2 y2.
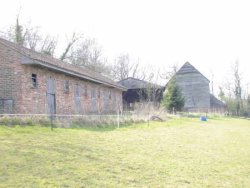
0 117 250 187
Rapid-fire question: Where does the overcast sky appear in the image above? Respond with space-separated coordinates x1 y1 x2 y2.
0 0 250 94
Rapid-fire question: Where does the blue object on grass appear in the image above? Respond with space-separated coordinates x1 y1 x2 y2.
200 116 207 121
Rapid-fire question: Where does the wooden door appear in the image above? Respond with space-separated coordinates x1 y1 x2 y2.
47 78 56 114
91 88 97 112
0 99 13 114
103 90 109 113
75 85 82 113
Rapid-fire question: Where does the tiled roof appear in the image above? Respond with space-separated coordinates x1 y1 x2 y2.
0 37 126 90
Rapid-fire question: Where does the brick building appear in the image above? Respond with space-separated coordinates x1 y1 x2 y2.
0 38 125 114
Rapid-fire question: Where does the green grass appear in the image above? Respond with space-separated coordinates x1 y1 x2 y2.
0 118 250 187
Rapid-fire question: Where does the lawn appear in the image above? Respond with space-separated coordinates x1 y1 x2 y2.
0 117 250 187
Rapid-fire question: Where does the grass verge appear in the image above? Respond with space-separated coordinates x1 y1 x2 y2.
0 118 250 187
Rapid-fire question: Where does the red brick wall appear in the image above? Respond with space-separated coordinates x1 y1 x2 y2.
0 43 123 114
0 43 23 113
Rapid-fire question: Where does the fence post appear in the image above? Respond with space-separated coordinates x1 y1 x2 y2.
50 114 54 131
117 110 120 128
148 112 150 126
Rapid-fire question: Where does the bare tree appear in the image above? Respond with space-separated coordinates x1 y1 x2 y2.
164 64 179 80
15 17 26 45
232 61 242 116
6 16 27 46
112 54 130 80
218 86 225 101
220 61 245 116
25 27 42 50
210 69 214 95
68 37 111 75
4 16 57 56
40 35 57 56
112 54 147 81
60 33 81 61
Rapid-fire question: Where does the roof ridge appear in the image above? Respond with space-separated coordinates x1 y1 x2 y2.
119 77 145 82
0 37 125 90
0 37 100 75
176 61 210 82
118 77 163 89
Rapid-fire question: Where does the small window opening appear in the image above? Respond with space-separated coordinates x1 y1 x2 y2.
64 80 69 93
0 99 14 113
31 74 37 88
91 88 96 99
109 89 112 99
84 85 88 97
98 88 101 98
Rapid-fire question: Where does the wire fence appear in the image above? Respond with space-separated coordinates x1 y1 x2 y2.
0 106 233 129
0 113 149 128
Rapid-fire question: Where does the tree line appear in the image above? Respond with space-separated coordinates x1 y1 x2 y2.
218 62 250 117
1 17 249 116
0 16 157 82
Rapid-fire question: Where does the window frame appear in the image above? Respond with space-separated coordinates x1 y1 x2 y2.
91 88 96 99
84 85 88 97
97 88 101 98
31 73 37 88
109 89 112 99
0 99 14 113
64 80 70 93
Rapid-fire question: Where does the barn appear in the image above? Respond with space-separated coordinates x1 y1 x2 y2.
172 62 226 112
0 37 125 115
118 77 164 110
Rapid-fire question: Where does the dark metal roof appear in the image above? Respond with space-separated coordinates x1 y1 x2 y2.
118 77 163 90
0 37 126 91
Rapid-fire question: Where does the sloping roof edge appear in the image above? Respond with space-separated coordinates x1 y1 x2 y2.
118 77 163 90
210 94 226 108
0 37 126 91
176 62 210 82
21 56 127 90
166 62 210 87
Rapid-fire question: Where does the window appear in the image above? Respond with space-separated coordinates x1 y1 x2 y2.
113 92 116 103
84 85 88 97
75 85 82 113
64 81 69 93
75 84 81 97
109 89 112 99
91 88 97 112
104 90 109 112
31 74 37 88
98 88 101 98
91 88 96 99
0 99 13 113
